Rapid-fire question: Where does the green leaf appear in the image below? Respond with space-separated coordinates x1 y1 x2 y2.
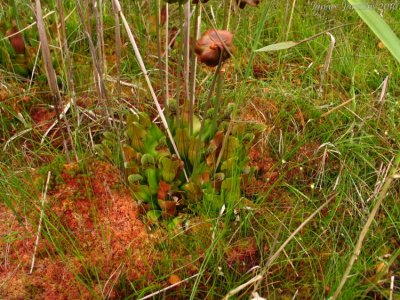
255 41 300 52
145 168 158 195
347 0 400 64
159 157 180 183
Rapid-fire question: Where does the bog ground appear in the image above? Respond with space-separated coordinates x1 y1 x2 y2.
0 1 400 299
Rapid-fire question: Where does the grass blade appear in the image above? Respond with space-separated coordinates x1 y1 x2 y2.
255 41 299 52
347 0 400 63
255 24 349 53
331 153 400 299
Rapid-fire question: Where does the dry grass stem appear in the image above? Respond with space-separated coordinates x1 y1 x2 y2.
29 171 51 274
113 0 188 181
184 1 191 100
285 0 297 40
27 43 41 93
321 98 353 118
165 3 169 104
75 0 112 127
331 154 400 299
251 195 335 296
377 75 389 121
35 0 77 161
111 0 122 101
56 0 77 114
0 10 55 42
222 275 263 300
318 32 336 95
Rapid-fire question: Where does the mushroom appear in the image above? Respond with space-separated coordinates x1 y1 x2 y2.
195 29 233 67
237 0 260 9
192 0 210 4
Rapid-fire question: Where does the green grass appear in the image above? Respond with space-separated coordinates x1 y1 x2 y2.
0 0 399 299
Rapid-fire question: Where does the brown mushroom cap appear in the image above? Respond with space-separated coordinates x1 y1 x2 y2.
192 0 210 4
195 29 233 67
237 0 260 9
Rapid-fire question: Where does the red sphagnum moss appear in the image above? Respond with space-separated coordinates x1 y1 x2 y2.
0 160 155 299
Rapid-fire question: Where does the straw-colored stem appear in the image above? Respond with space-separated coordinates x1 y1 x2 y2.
75 0 112 127
30 171 51 274
175 4 185 125
223 194 335 300
35 0 77 162
285 0 297 40
226 0 234 30
56 0 78 121
331 154 400 299
318 32 336 96
165 3 169 104
111 0 122 101
92 0 104 75
184 1 191 101
155 0 165 102
113 0 188 182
